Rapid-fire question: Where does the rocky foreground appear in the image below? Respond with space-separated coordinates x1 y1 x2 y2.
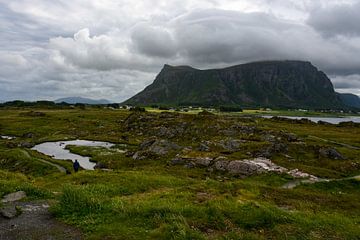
90 111 354 182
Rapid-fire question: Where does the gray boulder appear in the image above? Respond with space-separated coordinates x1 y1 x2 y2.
198 142 211 152
0 205 18 219
192 157 213 167
170 156 213 167
214 161 229 171
226 160 265 176
1 191 26 203
222 139 244 152
19 142 34 148
319 147 345 160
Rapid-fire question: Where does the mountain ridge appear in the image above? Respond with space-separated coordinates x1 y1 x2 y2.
124 60 347 109
338 93 360 108
54 97 111 105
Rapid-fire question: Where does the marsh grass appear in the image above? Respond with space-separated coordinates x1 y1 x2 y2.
1 107 360 239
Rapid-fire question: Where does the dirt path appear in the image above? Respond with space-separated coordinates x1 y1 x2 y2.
283 174 360 189
36 158 67 173
21 149 66 173
308 135 360 150
0 200 82 240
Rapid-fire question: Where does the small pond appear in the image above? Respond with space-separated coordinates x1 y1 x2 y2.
32 140 114 170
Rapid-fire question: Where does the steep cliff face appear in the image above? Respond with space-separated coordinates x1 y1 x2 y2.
124 61 344 108
338 93 360 109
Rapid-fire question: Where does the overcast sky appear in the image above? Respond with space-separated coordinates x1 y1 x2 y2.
1 0 360 102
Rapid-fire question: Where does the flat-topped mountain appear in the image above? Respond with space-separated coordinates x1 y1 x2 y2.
124 60 346 109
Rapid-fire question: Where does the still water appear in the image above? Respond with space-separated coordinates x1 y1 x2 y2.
262 115 360 124
32 140 114 170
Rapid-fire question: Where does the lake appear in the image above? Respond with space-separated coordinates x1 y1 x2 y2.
32 140 114 170
262 115 360 124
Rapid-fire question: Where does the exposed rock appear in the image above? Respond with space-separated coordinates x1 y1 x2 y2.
198 142 211 152
94 162 107 169
139 138 157 150
287 169 318 180
272 143 288 153
132 151 150 160
22 132 34 138
223 158 286 176
19 141 34 148
125 151 135 157
2 191 26 203
318 147 345 160
261 134 276 142
254 142 288 158
220 139 244 152
226 160 264 176
170 158 187 166
214 161 229 172
134 139 181 160
192 157 213 167
282 133 298 142
0 205 19 219
212 157 317 179
170 156 213 167
195 192 212 203
148 139 181 155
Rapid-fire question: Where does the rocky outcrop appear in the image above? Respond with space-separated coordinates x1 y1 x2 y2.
133 138 182 160
198 139 247 153
213 158 286 177
171 156 318 179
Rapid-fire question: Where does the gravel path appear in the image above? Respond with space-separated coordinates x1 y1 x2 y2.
0 201 82 240
21 149 67 173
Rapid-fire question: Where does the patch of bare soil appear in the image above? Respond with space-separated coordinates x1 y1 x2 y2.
0 200 82 240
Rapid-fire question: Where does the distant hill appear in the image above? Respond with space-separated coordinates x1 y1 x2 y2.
124 61 345 109
54 97 111 105
338 93 360 109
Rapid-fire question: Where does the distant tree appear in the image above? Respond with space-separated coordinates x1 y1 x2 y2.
107 103 120 108
75 103 86 109
219 105 243 112
159 106 170 110
129 106 146 112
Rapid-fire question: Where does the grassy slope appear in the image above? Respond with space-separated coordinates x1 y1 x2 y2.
0 107 359 239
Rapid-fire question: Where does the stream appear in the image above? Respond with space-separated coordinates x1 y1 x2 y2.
32 140 114 170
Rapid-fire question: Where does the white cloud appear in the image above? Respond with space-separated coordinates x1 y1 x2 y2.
1 0 360 101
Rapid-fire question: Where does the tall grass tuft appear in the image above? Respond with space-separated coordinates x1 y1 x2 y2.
54 185 105 217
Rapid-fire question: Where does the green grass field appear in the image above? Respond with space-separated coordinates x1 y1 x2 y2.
0 107 359 239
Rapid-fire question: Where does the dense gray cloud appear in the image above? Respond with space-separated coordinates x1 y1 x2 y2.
307 1 360 37
131 24 177 58
1 0 360 102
